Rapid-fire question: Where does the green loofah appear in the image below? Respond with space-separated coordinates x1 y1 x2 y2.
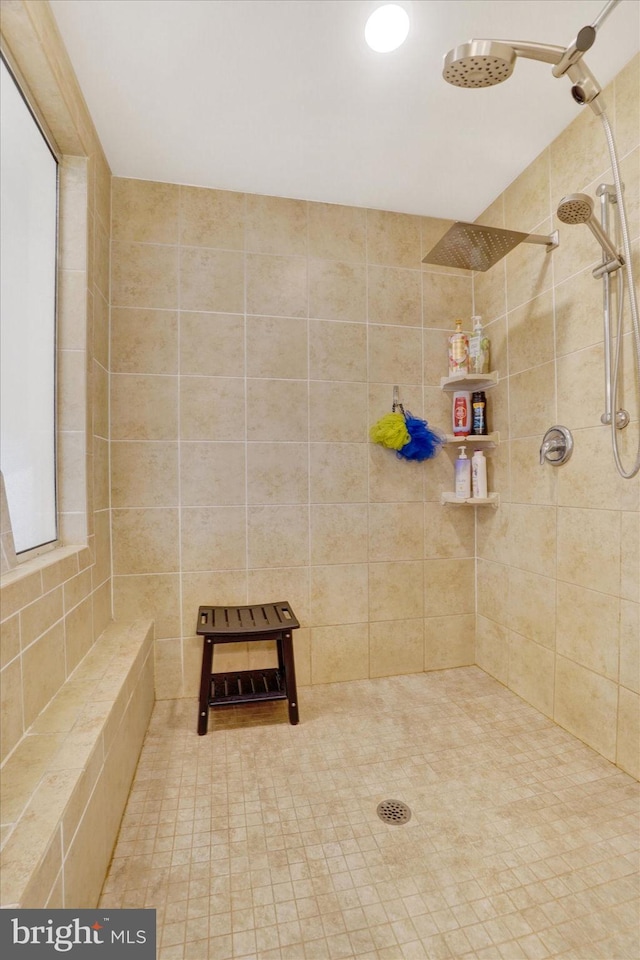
369 412 411 450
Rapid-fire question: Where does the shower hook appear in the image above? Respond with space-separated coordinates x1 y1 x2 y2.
392 385 405 414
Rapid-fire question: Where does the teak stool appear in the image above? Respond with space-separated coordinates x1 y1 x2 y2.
197 601 300 735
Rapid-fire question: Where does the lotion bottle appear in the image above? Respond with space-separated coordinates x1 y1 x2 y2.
471 449 488 500
455 446 471 500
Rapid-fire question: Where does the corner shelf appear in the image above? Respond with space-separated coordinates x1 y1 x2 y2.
444 432 500 448
440 371 498 392
440 492 500 507
440 370 500 507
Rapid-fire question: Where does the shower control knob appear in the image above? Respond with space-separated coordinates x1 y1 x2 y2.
540 426 573 466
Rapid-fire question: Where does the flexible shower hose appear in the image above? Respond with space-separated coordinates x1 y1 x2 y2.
601 110 640 479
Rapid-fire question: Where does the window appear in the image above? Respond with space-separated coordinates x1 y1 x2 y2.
0 55 58 555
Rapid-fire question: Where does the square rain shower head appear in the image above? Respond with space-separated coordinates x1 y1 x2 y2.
423 221 535 272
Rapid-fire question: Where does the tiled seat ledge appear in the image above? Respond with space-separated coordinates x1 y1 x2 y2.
0 619 155 909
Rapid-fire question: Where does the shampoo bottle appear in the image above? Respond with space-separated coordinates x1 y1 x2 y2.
455 447 471 500
469 315 490 374
448 319 469 375
472 449 488 499
452 390 471 436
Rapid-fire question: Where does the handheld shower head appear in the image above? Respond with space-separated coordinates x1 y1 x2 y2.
556 193 594 224
443 40 516 88
557 193 622 267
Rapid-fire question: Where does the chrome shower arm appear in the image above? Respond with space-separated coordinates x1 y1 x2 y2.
473 38 566 66
591 0 621 32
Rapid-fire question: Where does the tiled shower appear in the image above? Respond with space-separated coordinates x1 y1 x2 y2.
0 0 638 937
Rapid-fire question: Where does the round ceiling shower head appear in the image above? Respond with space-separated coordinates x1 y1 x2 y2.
443 40 516 88
557 193 594 224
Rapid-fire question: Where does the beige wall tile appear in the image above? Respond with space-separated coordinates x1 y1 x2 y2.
423 500 475 559
310 564 369 625
309 443 368 503
246 379 308 441
111 178 179 244
181 571 248 636
556 581 619 680
19 587 64 651
64 596 93 675
368 442 424 503
309 381 367 442
507 291 554 376
180 377 244 441
111 374 178 441
181 506 246 572
246 254 307 317
504 148 550 233
505 219 554 311
367 209 421 268
473 261 506 324
111 308 178 374
476 616 508 684
508 631 554 718
180 312 245 378
509 503 557 577
368 266 422 327
181 442 246 506
246 315 307 380
310 504 368 565
247 567 309 626
370 618 423 678
617 685 640 779
554 655 618 761
621 510 639 602
556 344 606 429
248 505 309 569
423 328 450 386
557 506 621 595
556 427 625 511
510 437 557 506
180 186 245 249
424 558 474 617
0 657 23 762
369 561 423 621
309 320 367 382
614 53 640 159
477 559 509 626
368 324 423 385
311 623 369 683
22 622 66 728
476 501 512 566
180 247 244 313
246 195 307 256
247 443 308 504
422 272 473 329
113 574 181 640
554 268 603 358
309 260 366 323
509 362 556 440
112 508 179 575
308 203 366 262
0 614 20 670
508 568 556 649
368 503 424 561
550 105 611 204
111 442 179 507
619 600 640 693
111 241 178 309
424 614 475 669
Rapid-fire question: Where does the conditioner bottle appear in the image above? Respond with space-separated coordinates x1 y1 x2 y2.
472 449 488 500
455 447 471 500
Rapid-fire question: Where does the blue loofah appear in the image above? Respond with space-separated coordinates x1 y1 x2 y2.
396 412 445 462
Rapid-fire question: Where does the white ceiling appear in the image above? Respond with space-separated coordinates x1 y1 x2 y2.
49 0 639 221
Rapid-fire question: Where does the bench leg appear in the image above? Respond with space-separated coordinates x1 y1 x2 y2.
198 636 214 735
280 630 299 725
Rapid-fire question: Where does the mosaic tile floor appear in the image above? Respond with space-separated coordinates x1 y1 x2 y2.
100 667 640 959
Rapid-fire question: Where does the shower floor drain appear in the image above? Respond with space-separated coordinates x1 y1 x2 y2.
377 799 411 825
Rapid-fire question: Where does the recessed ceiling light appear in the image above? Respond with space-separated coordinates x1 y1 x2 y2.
365 4 410 53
